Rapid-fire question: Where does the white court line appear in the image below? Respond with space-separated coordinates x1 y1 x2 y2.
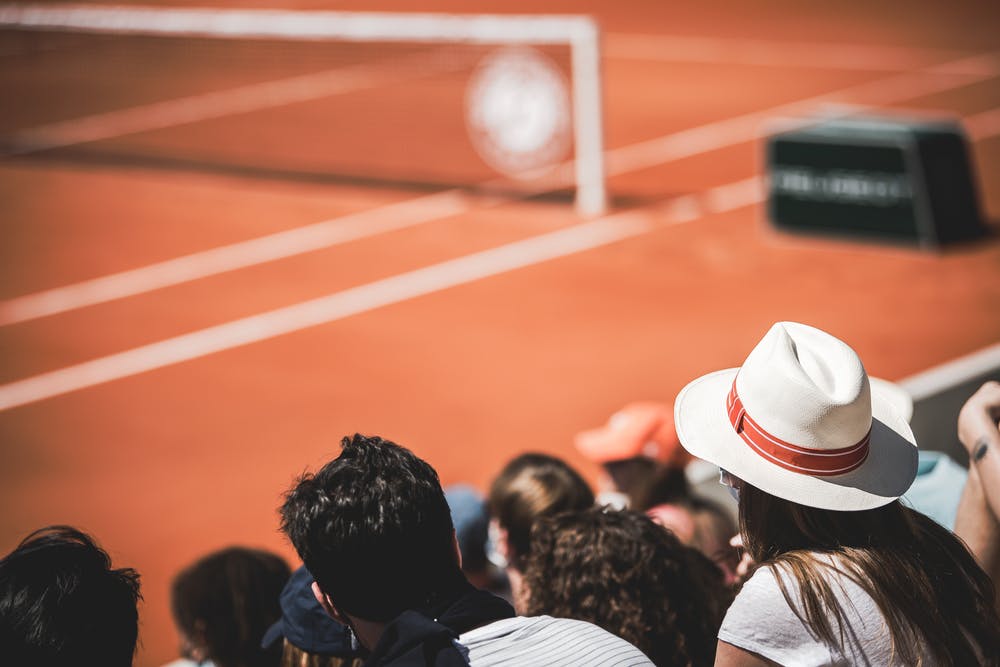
603 53 1000 177
3 50 468 156
0 191 476 325
901 343 1000 402
604 33 968 72
3 53 996 327
2 97 996 411
704 177 764 214
653 177 765 223
0 174 779 412
0 210 655 411
658 194 702 224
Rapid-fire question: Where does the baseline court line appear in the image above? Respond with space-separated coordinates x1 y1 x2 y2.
3 53 996 326
0 210 654 411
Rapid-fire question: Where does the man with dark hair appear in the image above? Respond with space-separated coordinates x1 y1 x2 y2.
0 525 141 666
280 434 653 667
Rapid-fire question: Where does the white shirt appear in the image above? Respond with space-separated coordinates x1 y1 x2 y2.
459 615 653 667
718 559 936 666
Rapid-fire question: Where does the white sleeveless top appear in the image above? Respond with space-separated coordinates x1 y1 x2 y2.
718 558 937 666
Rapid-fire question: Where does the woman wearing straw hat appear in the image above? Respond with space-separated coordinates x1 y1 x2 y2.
674 322 1000 666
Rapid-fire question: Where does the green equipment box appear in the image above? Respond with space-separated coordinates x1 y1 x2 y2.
766 116 985 248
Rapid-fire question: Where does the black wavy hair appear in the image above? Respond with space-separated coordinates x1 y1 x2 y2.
280 434 461 622
0 525 141 667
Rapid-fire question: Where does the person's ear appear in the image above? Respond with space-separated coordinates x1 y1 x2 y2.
311 581 349 625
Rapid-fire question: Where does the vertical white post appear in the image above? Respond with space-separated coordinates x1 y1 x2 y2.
571 19 607 217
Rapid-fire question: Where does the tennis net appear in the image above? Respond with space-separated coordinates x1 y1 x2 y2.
0 4 606 214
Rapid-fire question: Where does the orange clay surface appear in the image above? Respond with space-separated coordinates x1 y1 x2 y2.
1 1 1000 665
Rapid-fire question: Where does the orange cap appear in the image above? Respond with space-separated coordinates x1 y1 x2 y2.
574 402 688 466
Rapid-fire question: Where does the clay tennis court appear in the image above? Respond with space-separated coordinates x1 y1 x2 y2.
1 1 999 664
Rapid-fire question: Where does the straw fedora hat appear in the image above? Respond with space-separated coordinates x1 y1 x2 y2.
674 322 918 511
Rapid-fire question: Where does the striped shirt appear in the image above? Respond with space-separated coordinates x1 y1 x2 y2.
458 615 653 666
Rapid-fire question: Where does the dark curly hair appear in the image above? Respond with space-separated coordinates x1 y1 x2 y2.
280 434 462 622
521 508 731 667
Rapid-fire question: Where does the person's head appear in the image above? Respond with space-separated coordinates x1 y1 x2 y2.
262 567 362 667
0 525 141 667
171 546 290 667
487 453 594 569
280 434 463 627
575 402 689 505
646 496 739 585
522 508 731 667
675 322 1000 664
675 321 920 512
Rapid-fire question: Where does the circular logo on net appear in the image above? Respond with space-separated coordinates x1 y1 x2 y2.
465 47 572 179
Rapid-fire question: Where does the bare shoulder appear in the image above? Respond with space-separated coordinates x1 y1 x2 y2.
715 640 783 667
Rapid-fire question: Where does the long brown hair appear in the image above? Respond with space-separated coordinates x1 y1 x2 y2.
739 482 1000 666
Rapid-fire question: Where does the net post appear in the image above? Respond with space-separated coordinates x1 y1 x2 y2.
570 18 607 217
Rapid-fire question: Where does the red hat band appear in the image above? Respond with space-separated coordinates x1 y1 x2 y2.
726 378 869 476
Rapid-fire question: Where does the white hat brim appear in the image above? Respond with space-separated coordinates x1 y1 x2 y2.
674 369 918 511
869 377 914 423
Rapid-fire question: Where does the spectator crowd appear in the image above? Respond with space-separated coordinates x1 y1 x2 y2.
2 322 1000 666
